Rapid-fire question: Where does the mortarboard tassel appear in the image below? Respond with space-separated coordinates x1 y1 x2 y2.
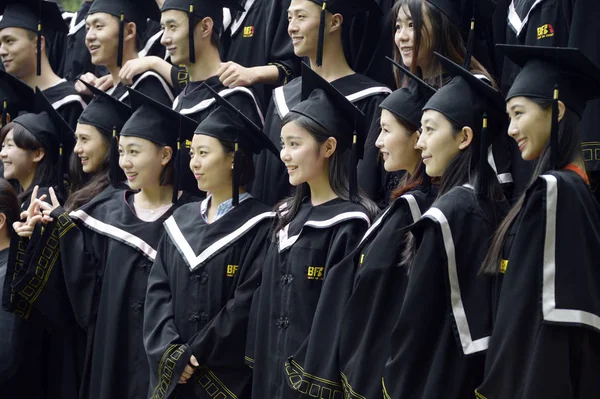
36 21 42 75
550 85 559 170
56 144 65 197
172 116 183 203
463 18 475 70
1 100 7 128
189 3 196 64
109 126 121 187
117 11 125 68
349 132 358 202
232 140 241 206
316 2 326 67
478 113 489 197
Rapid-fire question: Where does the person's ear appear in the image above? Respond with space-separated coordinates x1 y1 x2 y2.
124 21 137 43
456 126 474 150
329 13 343 33
160 146 173 166
32 147 45 163
199 17 214 40
557 100 566 123
0 213 6 232
322 137 337 158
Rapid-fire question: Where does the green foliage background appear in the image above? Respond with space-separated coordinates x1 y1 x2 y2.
60 0 83 12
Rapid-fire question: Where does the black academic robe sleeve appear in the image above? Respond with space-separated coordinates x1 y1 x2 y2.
133 73 176 107
476 171 600 399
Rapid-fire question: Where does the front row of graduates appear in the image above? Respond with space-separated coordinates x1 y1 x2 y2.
2 44 600 399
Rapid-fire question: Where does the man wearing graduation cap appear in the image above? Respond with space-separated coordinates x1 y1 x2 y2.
158 0 264 127
81 0 175 105
0 0 87 130
250 0 392 207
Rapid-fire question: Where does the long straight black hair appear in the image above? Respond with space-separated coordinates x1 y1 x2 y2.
481 98 583 274
272 113 379 238
0 122 58 205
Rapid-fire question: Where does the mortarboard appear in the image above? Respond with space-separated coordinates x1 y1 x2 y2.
306 0 379 67
0 0 68 75
88 0 161 67
381 57 437 129
161 0 244 64
291 62 366 199
0 69 35 128
424 52 505 195
196 82 278 205
12 88 75 193
78 79 132 138
498 44 600 169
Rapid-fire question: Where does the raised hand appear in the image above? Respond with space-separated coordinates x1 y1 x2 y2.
12 186 47 238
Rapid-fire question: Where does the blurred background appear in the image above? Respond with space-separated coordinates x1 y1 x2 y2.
59 0 83 12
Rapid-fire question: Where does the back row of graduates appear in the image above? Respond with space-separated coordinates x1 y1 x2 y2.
0 0 599 398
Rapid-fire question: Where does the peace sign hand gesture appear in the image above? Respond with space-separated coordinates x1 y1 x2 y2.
12 186 47 238
37 187 63 224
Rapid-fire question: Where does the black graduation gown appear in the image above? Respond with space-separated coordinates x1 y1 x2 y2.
108 70 176 107
250 75 392 207
0 248 46 398
44 80 87 130
140 20 167 61
144 198 274 399
343 0 396 89
246 198 371 399
59 2 109 82
382 185 499 399
494 0 600 198
15 188 195 399
284 187 436 398
221 0 301 111
475 170 600 399
1 186 85 399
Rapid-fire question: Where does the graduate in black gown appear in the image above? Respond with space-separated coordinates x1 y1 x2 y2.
492 0 600 201
1 88 79 399
160 0 264 125
250 0 392 207
0 0 86 130
246 62 379 399
476 45 600 399
84 0 175 106
218 0 301 111
15 88 198 399
144 85 280 399
382 53 508 399
284 59 438 399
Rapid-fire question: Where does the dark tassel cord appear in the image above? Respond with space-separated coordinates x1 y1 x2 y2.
109 127 120 187
350 133 358 202
550 85 560 170
478 113 489 197
232 141 241 206
117 12 125 68
316 2 326 67
189 4 196 64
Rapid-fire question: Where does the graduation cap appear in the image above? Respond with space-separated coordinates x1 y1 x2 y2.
196 83 278 205
78 79 132 138
161 0 244 64
381 56 437 129
424 52 505 195
498 45 600 170
0 69 35 128
12 88 75 194
88 0 161 67
291 62 366 200
0 0 68 75
306 0 379 67
120 88 198 201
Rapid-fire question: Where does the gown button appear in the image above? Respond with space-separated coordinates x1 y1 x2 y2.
188 313 200 322
131 301 144 312
200 273 209 284
200 312 209 323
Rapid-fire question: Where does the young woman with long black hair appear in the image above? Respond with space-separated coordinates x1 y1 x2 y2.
245 64 378 399
476 45 600 399
143 85 280 399
283 59 438 398
382 53 507 399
